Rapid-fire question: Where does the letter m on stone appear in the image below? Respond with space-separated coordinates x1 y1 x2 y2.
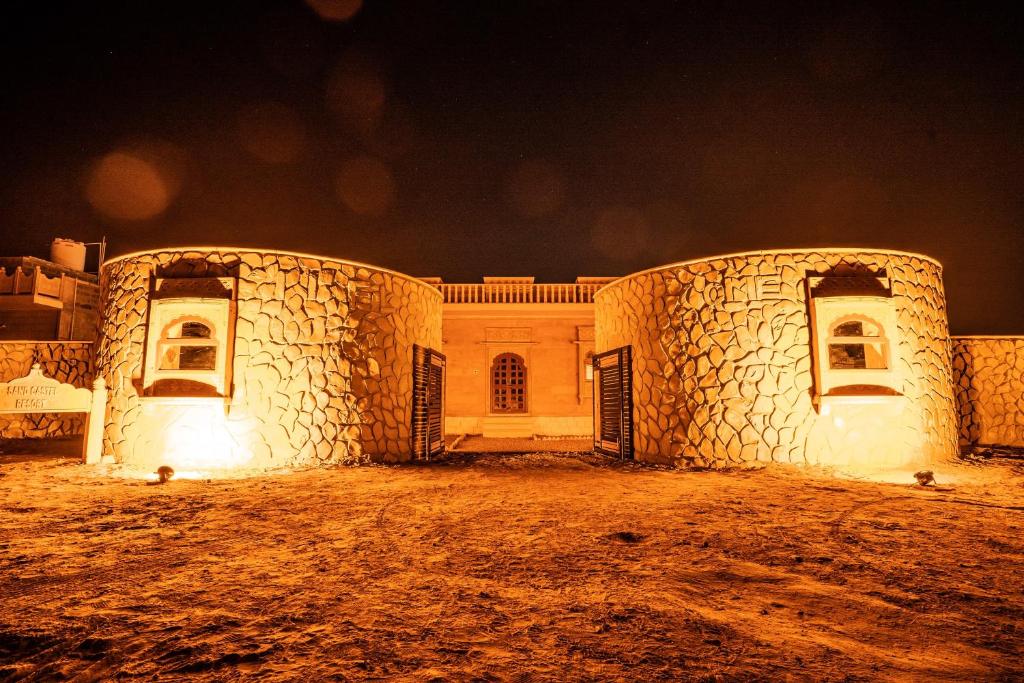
725 276 756 302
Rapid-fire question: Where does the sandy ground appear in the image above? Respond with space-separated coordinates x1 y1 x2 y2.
1 448 1023 682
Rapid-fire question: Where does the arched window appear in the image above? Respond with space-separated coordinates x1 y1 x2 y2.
827 315 888 370
158 318 218 371
491 352 527 413
143 278 235 398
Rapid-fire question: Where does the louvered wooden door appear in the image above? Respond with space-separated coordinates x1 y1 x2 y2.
592 346 633 459
412 344 446 459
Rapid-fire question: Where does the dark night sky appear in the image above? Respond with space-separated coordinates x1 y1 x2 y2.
0 1 1021 333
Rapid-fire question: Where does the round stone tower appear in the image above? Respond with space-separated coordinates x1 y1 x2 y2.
595 249 956 469
96 247 442 471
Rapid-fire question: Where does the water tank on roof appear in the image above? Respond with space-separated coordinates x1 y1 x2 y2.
50 238 87 272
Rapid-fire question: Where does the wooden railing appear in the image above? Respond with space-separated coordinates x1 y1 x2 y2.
0 265 100 340
438 282 603 304
0 267 75 313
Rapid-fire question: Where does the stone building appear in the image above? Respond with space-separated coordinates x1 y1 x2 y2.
952 337 1024 449
95 248 441 471
1 244 1022 472
595 249 957 469
0 254 99 438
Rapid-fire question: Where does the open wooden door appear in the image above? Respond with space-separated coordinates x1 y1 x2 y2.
411 344 446 460
592 346 633 459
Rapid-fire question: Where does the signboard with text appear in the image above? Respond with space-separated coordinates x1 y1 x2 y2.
0 365 92 413
0 364 106 463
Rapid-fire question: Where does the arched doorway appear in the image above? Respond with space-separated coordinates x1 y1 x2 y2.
491 352 527 413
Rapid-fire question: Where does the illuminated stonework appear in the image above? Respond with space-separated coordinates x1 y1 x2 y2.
0 342 94 438
596 250 957 468
96 248 442 470
12 244 1016 472
952 336 1024 449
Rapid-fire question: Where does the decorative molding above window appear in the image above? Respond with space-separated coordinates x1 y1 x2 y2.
809 275 891 298
484 327 532 343
153 276 235 300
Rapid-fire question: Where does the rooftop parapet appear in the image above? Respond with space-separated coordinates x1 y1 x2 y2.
0 257 98 283
438 281 608 304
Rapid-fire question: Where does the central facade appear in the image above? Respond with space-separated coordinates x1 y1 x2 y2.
430 276 612 438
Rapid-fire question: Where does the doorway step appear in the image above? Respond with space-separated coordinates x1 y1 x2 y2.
481 416 536 438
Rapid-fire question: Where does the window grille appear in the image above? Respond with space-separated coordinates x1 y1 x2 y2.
491 352 527 413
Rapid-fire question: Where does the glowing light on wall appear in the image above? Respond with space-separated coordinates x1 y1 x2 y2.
125 400 260 479
159 404 253 471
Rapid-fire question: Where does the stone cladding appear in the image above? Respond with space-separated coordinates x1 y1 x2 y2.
596 250 957 468
952 337 1024 448
96 249 442 468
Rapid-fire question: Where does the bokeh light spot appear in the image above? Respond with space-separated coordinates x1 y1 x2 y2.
335 156 395 216
85 143 186 221
504 159 566 218
237 101 306 164
325 52 388 132
592 206 650 261
305 0 362 22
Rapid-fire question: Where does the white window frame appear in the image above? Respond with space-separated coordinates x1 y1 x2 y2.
157 315 220 369
809 287 901 409
575 325 595 404
142 280 235 397
825 314 890 372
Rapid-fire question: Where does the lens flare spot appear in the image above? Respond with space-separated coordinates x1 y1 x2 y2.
86 153 168 221
305 0 362 22
336 156 395 216
237 101 306 164
325 52 388 132
505 159 566 217
85 142 186 221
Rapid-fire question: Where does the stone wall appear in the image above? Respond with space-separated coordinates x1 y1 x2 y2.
952 336 1024 448
0 341 94 437
596 250 957 469
97 249 442 470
